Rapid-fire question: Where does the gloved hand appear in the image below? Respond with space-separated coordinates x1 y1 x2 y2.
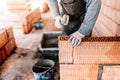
68 31 85 46
55 14 69 28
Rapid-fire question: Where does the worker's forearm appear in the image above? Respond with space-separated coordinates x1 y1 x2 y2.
79 0 101 36
46 0 60 18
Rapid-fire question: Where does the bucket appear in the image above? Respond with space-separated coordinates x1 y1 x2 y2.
34 21 43 30
32 59 55 80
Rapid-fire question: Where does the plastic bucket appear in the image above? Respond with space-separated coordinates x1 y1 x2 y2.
34 21 43 30
32 59 55 80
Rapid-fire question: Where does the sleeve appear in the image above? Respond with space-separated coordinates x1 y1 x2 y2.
78 0 101 36
46 0 60 19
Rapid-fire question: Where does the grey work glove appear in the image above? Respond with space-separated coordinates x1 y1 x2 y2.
55 14 69 28
68 31 85 46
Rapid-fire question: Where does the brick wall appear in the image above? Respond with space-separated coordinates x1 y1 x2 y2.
94 0 120 36
58 36 120 80
6 0 31 13
0 27 16 65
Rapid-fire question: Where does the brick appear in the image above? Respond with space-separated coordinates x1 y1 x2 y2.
6 0 30 4
25 8 40 24
40 2 49 13
23 23 31 34
95 20 115 36
58 41 73 64
0 29 8 48
0 47 7 60
101 4 120 24
23 8 41 34
116 25 120 36
74 42 120 64
102 66 120 80
99 13 119 35
60 64 98 80
0 54 3 65
103 0 120 10
115 0 120 10
5 38 16 55
6 27 14 40
7 0 31 13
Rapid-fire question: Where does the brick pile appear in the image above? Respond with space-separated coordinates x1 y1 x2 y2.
95 0 120 36
0 27 16 65
6 0 31 13
23 8 41 34
58 36 120 80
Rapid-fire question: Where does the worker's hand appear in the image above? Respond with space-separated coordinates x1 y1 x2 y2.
55 14 69 28
68 31 85 46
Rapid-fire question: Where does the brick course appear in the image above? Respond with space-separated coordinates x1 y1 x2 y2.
95 0 120 36
60 64 98 80
102 66 120 80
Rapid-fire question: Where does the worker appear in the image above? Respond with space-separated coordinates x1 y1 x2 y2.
46 0 101 46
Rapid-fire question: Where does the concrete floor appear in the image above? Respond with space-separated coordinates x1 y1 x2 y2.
0 11 60 80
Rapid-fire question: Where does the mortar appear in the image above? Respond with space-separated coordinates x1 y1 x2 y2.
39 31 62 62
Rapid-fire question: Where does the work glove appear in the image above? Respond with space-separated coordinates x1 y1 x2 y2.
55 14 69 28
68 31 85 46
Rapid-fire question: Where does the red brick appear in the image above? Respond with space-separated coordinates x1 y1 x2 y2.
23 8 41 34
6 27 14 40
115 0 120 10
58 41 73 64
103 0 120 10
74 42 120 64
60 64 98 80
0 29 8 48
116 25 120 36
99 13 119 35
0 47 7 60
102 66 120 80
0 54 3 65
7 0 31 13
40 2 49 13
95 19 115 36
5 38 16 55
101 4 120 24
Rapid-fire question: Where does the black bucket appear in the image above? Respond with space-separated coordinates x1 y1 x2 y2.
34 21 43 30
32 59 55 80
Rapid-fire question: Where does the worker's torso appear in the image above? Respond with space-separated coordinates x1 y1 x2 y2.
60 0 86 16
60 0 86 35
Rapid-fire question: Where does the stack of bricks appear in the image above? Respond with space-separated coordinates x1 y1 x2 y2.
23 8 41 34
95 0 120 36
58 36 120 80
4 0 41 34
6 0 31 13
39 1 49 13
0 27 16 65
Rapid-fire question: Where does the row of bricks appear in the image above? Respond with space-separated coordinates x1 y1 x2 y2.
23 8 41 34
102 0 120 10
0 38 16 61
6 0 30 4
60 64 120 80
95 3 120 36
25 8 41 25
0 27 14 48
7 0 31 13
39 2 49 13
96 13 120 36
100 3 120 24
58 38 120 64
95 20 115 36
0 27 16 65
